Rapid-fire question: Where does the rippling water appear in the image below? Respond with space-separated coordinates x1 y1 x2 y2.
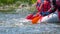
0 8 60 34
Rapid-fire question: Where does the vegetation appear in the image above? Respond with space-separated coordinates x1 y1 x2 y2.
0 0 37 6
0 0 37 12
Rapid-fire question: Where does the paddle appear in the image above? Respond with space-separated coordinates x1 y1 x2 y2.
32 14 42 24
31 11 51 24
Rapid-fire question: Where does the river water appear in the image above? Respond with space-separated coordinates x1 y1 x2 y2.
0 8 60 34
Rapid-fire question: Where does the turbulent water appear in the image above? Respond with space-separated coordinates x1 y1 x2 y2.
0 8 60 34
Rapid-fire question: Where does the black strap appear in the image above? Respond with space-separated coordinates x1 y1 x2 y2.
52 0 57 7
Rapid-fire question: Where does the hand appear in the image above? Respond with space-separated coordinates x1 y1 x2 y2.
40 11 50 16
45 12 50 15
40 12 45 16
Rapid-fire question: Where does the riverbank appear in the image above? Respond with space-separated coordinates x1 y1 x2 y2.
0 3 36 14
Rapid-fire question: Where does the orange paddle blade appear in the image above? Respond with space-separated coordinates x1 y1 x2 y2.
32 15 42 24
32 16 40 24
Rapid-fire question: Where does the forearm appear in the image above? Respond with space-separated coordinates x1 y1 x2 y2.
38 4 43 12
48 7 57 14
40 7 57 16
